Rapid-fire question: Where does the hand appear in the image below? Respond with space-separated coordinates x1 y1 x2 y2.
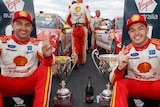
42 32 52 58
117 45 129 70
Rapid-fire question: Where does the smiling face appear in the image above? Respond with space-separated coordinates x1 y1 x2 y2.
95 10 101 17
128 22 149 47
11 18 33 41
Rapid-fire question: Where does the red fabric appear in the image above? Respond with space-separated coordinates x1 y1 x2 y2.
12 11 33 24
66 14 72 26
73 27 85 37
126 14 147 29
72 26 86 64
0 64 52 107
111 79 160 107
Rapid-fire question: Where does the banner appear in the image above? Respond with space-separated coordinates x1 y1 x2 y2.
0 0 36 38
122 0 160 45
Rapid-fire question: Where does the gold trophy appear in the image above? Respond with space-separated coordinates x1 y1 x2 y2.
92 49 118 107
53 53 77 107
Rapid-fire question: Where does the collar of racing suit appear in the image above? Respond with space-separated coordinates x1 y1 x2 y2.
11 35 30 44
132 38 150 51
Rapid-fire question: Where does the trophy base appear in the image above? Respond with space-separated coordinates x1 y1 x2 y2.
99 95 111 107
53 92 73 107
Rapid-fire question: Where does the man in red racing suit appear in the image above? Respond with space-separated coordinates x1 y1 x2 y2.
65 0 91 66
0 11 53 107
110 14 160 107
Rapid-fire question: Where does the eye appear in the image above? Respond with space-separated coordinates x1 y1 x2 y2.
138 26 145 30
16 21 22 26
128 29 135 33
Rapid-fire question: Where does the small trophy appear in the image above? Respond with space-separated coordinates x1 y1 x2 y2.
99 82 112 107
53 53 77 107
92 49 118 107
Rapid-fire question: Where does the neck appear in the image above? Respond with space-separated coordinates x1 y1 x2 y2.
12 35 30 44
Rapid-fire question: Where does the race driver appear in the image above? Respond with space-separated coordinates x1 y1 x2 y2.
0 10 53 107
110 14 160 107
65 0 91 68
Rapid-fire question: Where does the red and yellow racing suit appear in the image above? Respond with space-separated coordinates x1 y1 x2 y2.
110 38 160 107
0 35 53 107
65 3 90 64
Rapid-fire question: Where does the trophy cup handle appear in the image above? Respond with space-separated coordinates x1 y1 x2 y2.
92 49 112 82
70 53 78 72
91 49 101 74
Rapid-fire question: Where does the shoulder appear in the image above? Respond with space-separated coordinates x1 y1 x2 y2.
0 35 12 43
68 5 71 9
86 5 89 9
150 38 160 50
124 43 133 54
30 38 42 45
150 38 160 45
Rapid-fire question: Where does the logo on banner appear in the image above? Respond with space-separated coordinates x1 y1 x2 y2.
2 0 25 12
135 0 157 13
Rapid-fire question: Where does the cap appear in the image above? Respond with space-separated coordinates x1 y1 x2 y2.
126 14 147 29
12 11 33 24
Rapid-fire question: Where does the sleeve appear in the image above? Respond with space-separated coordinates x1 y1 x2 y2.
0 35 9 55
109 63 127 85
85 5 91 29
90 18 95 31
65 5 72 26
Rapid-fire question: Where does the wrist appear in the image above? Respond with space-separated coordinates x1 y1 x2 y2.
44 55 52 58
117 65 123 71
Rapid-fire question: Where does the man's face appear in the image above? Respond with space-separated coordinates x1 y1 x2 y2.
128 22 149 47
11 18 32 41
96 11 100 17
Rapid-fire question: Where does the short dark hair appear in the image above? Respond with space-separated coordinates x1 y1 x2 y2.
72 1 76 4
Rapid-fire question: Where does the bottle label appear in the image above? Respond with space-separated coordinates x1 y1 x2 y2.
85 96 94 100
85 95 94 103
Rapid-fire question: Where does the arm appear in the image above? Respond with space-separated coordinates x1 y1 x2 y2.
65 5 72 26
90 18 95 31
109 65 127 85
109 46 129 84
38 35 53 66
85 5 91 29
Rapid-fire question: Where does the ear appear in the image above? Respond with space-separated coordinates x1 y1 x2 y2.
11 22 14 29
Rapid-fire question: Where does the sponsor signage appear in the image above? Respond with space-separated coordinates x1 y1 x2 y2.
0 0 36 38
122 0 160 45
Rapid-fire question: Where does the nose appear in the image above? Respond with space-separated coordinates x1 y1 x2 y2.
21 25 27 30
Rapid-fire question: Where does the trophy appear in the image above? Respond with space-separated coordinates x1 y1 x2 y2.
92 49 118 107
53 53 77 107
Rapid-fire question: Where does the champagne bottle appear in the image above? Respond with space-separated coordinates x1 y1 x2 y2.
85 76 94 104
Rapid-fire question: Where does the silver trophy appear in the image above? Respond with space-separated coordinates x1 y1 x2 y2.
92 49 118 107
53 53 77 107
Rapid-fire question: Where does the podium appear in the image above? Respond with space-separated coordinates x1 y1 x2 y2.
53 92 73 107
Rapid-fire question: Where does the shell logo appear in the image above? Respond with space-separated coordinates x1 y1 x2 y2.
75 6 81 12
131 14 140 22
137 62 151 73
14 56 27 66
19 11 28 17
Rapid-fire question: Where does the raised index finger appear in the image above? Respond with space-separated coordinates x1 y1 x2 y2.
120 45 125 55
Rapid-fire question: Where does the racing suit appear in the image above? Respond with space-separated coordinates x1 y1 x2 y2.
90 16 103 49
0 35 53 107
110 38 160 107
65 3 90 64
